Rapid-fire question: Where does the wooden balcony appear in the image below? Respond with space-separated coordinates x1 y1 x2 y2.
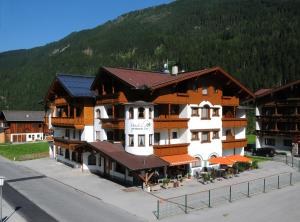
222 118 247 128
222 138 247 150
54 137 85 150
153 143 189 157
51 117 84 129
221 96 239 106
101 118 125 129
96 92 127 105
154 118 189 129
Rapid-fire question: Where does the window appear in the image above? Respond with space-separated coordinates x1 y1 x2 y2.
107 131 114 141
149 134 153 146
65 129 70 138
98 155 102 166
201 132 210 143
138 107 145 119
172 131 178 139
171 105 180 115
29 135 31 138
193 79 199 92
202 84 208 95
88 154 96 165
149 108 153 119
78 130 82 140
115 162 125 174
59 148 63 156
212 131 219 139
37 134 40 138
96 109 101 118
65 149 70 160
191 132 199 140
191 107 199 116
265 138 275 146
96 131 101 140
192 157 201 168
201 105 210 119
128 134 134 147
283 139 292 147
138 135 145 147
107 107 113 116
154 133 160 144
129 107 134 119
212 108 219 117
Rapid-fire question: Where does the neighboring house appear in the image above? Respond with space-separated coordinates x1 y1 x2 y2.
0 110 46 143
45 66 254 185
255 80 300 155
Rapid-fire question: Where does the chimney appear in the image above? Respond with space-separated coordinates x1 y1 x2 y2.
171 65 178 75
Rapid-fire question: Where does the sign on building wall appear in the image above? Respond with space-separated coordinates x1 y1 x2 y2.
126 120 153 134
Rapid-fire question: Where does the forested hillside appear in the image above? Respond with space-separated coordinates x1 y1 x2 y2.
0 0 300 110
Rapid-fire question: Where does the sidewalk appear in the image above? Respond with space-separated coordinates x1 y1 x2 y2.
17 158 300 221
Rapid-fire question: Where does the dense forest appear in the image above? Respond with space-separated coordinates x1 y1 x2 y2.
0 0 300 111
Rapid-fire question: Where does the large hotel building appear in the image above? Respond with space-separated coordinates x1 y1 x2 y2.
45 66 254 185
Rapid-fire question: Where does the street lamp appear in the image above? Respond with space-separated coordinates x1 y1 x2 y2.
0 176 5 222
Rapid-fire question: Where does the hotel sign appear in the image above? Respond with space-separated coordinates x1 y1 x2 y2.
127 120 153 134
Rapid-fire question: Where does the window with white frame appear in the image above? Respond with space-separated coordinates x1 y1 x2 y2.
202 83 208 95
201 105 210 119
191 132 199 140
172 131 178 139
138 135 145 147
96 109 101 118
96 131 101 140
212 131 219 139
128 134 134 147
265 138 275 146
138 107 145 119
129 107 134 119
149 134 153 146
191 107 199 116
149 108 153 119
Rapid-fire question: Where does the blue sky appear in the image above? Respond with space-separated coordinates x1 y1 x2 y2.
0 0 172 52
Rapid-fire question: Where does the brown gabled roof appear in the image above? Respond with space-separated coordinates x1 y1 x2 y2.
255 79 300 98
86 141 168 171
92 66 255 99
101 67 175 89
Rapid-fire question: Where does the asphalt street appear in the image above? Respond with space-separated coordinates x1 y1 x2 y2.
0 157 144 222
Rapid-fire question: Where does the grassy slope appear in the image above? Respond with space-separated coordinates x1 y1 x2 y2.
0 142 49 161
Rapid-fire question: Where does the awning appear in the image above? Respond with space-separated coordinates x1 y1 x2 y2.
227 155 252 163
208 157 235 165
160 154 198 166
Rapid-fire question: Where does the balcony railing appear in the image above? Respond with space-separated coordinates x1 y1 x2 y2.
154 118 189 129
101 118 125 129
153 143 189 157
96 92 127 104
222 138 247 150
54 97 68 105
222 118 247 128
221 96 239 106
54 137 85 149
51 117 84 129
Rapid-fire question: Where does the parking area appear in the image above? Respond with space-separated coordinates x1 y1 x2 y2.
18 158 300 221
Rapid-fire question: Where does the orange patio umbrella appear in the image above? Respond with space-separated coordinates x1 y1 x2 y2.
208 156 235 165
227 155 252 163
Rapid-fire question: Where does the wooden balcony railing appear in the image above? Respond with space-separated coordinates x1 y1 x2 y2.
222 138 247 150
154 118 189 129
221 96 239 106
54 137 85 149
153 143 189 157
101 118 125 129
51 117 84 129
222 118 247 128
54 97 68 105
96 92 127 105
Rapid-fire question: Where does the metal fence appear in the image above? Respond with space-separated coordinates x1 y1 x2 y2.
272 155 300 171
154 172 300 219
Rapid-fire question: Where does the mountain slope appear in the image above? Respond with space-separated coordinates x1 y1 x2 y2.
1 0 300 110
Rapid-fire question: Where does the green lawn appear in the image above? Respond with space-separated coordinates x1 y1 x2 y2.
245 155 272 163
0 142 49 161
247 134 256 144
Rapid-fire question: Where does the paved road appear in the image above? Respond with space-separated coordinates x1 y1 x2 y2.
0 157 144 222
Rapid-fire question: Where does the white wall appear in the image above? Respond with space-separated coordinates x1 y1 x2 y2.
256 135 292 151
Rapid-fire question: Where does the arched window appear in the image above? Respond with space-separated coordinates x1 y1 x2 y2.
129 107 134 119
192 157 202 168
201 105 210 119
138 107 145 119
88 154 96 165
96 109 101 119
65 149 70 160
